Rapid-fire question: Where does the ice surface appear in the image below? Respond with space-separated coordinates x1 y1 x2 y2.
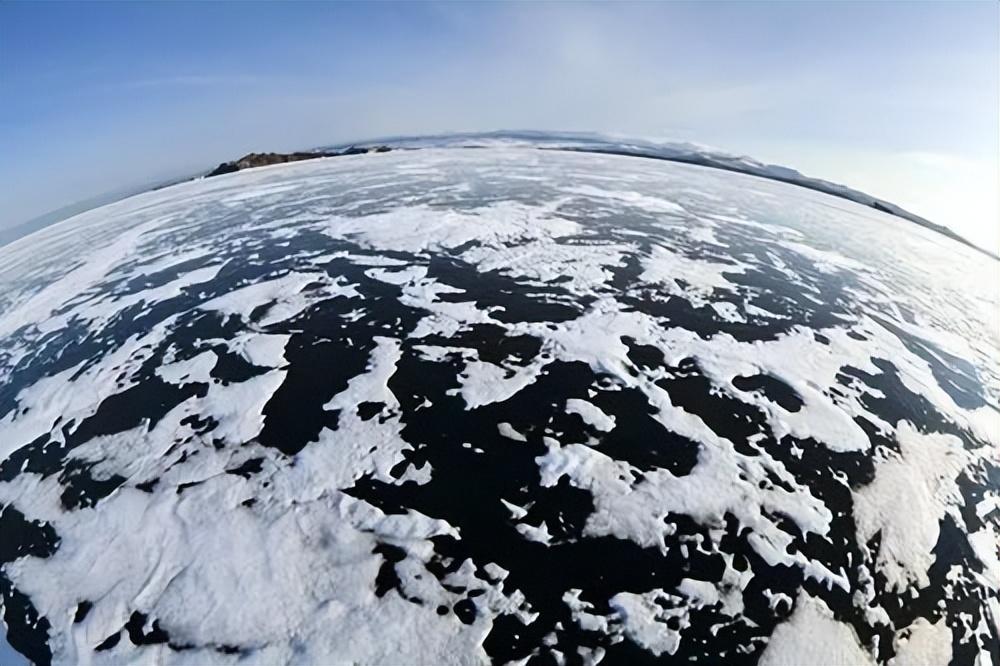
0 147 996 665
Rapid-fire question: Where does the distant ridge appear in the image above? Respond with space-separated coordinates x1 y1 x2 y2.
205 146 391 178
3 131 995 259
317 131 998 260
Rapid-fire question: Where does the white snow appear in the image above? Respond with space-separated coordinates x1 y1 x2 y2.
458 358 548 410
609 590 688 657
758 593 875 666
854 421 968 591
640 244 747 306
155 350 216 385
888 617 952 666
228 333 290 368
497 422 528 442
565 399 616 432
564 185 687 215
325 200 579 255
199 271 360 325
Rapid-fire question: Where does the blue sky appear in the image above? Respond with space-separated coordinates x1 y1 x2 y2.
1 1 997 250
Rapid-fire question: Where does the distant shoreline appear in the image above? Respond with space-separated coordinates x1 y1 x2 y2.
4 131 997 261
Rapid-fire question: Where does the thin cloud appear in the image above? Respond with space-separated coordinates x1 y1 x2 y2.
114 74 261 90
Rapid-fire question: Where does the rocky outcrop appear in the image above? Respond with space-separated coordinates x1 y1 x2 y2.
206 146 391 178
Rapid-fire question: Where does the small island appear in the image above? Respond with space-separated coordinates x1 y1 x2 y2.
206 145 392 178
